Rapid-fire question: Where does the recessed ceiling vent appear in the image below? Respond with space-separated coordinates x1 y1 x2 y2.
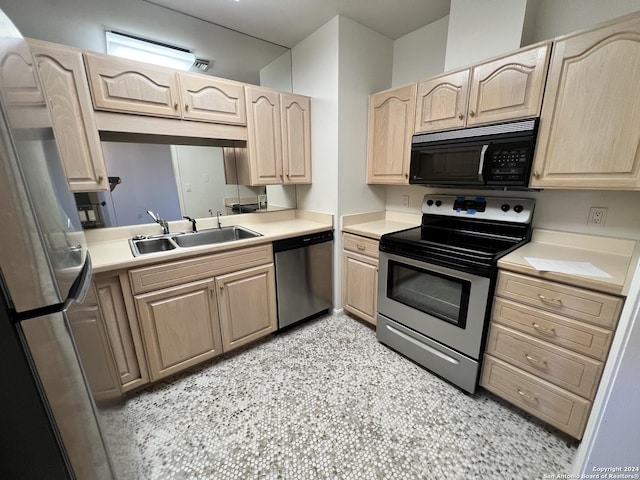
192 59 211 72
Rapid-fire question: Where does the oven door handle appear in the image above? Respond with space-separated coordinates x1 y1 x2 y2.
478 144 489 181
386 324 461 365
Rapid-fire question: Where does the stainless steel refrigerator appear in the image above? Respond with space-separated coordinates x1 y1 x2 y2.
0 10 115 479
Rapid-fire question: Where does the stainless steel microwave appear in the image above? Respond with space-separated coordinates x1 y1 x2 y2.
409 118 539 188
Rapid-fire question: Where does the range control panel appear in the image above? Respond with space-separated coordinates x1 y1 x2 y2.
421 194 535 224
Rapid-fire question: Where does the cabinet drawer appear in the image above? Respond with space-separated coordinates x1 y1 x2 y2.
486 324 603 399
481 355 591 439
492 297 613 360
343 233 379 259
496 271 623 329
129 244 273 294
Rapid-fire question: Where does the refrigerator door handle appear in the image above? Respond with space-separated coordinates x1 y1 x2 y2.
66 253 92 307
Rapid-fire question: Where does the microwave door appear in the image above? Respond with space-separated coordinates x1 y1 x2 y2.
410 145 486 185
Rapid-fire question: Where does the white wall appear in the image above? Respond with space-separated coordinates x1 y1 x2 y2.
530 0 640 42
0 0 287 84
392 15 449 87
337 16 391 218
291 18 340 215
259 50 292 91
445 0 528 70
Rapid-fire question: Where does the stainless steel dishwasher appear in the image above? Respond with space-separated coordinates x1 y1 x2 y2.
273 230 333 329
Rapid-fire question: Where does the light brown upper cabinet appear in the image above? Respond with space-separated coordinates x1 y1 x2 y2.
84 52 181 118
415 43 550 133
243 86 312 185
28 39 109 191
367 83 417 184
84 51 246 125
177 72 246 124
281 93 312 184
531 13 640 189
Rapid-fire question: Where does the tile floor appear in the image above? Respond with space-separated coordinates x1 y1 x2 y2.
100 313 577 479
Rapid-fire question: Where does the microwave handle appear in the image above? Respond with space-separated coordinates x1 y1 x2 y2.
478 144 489 181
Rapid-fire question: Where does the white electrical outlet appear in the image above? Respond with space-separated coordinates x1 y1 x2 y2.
401 195 410 207
588 207 608 227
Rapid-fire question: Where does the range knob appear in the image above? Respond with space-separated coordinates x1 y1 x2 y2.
500 204 510 212
435 200 442 207
513 204 524 213
426 200 434 206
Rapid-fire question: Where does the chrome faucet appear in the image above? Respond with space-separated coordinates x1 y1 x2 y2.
183 216 197 233
147 210 169 234
216 210 222 229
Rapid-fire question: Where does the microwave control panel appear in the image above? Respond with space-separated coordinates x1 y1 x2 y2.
486 145 531 183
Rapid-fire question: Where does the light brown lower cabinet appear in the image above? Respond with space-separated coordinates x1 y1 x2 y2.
342 233 379 326
66 296 121 401
94 272 149 392
127 245 277 382
481 269 623 439
136 279 223 381
217 264 277 351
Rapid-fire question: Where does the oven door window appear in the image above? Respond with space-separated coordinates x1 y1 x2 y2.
387 261 470 329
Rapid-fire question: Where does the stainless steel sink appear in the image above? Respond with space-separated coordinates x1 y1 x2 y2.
129 226 262 256
130 237 176 256
172 226 261 248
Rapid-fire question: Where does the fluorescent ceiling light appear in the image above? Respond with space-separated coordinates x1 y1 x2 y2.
106 31 195 71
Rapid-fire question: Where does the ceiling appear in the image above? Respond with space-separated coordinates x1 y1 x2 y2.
144 0 451 48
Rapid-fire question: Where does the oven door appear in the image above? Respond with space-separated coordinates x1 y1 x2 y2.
377 251 491 360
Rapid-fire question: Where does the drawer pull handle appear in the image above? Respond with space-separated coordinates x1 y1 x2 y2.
356 244 366 251
532 322 556 335
537 294 562 306
525 354 548 368
517 389 538 402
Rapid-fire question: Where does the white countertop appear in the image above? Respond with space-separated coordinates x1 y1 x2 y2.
498 229 640 296
341 210 421 239
86 210 333 273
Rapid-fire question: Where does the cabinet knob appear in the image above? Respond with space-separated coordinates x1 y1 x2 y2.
457 113 463 120
469 110 475 117
97 175 104 182
185 104 189 111
219 285 224 290
404 173 408 179
174 102 178 110
533 170 540 179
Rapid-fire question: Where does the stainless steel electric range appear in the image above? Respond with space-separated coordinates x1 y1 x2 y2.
376 194 535 393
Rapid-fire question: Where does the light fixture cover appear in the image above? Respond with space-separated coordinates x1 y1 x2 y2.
105 31 195 70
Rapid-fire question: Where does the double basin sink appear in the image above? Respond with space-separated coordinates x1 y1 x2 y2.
129 226 262 257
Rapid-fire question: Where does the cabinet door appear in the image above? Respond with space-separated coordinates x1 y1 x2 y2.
245 86 283 185
216 264 277 351
67 303 121 401
280 92 312 184
415 70 469 133
178 72 246 125
84 52 181 118
95 273 149 391
343 251 378 325
136 279 223 381
467 43 550 127
531 15 640 189
367 83 416 184
29 40 108 192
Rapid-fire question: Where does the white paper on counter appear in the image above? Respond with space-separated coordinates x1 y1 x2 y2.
523 257 614 278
